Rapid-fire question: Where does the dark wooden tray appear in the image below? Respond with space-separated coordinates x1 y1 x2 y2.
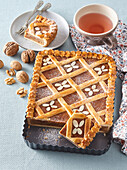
22 118 112 155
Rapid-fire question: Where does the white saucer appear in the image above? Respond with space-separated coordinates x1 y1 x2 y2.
10 11 69 51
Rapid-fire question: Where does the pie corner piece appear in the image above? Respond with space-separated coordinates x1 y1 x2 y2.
26 50 116 140
24 15 58 47
59 111 101 149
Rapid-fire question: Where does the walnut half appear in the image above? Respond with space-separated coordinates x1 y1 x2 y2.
5 78 16 85
6 68 16 76
16 87 28 98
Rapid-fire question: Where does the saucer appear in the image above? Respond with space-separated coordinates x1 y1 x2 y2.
10 11 69 51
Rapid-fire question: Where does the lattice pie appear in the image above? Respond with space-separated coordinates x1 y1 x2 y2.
26 50 116 134
24 15 57 47
59 111 100 149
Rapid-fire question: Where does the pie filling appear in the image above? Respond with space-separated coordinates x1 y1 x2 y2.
59 112 100 149
26 50 116 135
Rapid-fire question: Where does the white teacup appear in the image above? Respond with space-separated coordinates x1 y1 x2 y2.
73 4 118 48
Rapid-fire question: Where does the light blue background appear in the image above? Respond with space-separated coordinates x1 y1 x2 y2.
0 0 126 170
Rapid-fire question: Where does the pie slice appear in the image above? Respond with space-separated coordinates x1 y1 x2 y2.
24 15 57 47
59 111 100 149
26 50 116 132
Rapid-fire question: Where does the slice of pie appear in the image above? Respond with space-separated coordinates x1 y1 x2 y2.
59 111 100 149
26 50 116 132
24 15 57 47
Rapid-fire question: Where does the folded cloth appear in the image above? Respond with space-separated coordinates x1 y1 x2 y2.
119 74 127 116
113 111 127 155
70 20 127 80
113 74 127 155
123 52 127 72
70 20 127 155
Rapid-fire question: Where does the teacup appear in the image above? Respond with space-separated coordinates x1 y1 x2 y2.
73 4 118 48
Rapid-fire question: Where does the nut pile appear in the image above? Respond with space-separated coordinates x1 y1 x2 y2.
5 60 29 84
1 41 36 98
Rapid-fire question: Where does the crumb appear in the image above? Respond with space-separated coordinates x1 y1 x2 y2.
44 137 48 140
58 136 61 139
26 136 29 139
104 133 106 136
56 139 58 142
28 125 30 129
42 129 45 132
46 130 49 133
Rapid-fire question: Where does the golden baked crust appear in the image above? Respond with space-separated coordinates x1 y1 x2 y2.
59 111 100 149
24 15 57 47
26 50 116 131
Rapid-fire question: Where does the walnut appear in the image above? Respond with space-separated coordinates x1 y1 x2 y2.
5 77 16 85
21 49 35 63
6 68 16 76
0 60 4 68
10 60 22 71
3 42 19 56
16 71 29 83
16 87 28 98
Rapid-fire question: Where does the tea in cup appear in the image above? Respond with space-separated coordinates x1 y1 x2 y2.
73 4 118 48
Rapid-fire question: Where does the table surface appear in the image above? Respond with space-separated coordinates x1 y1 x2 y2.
0 0 126 170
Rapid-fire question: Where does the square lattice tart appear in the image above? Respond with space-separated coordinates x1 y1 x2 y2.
26 50 116 131
24 15 57 47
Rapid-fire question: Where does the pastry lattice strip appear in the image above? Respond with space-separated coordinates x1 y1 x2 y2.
27 50 116 129
35 53 110 126
38 56 108 88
